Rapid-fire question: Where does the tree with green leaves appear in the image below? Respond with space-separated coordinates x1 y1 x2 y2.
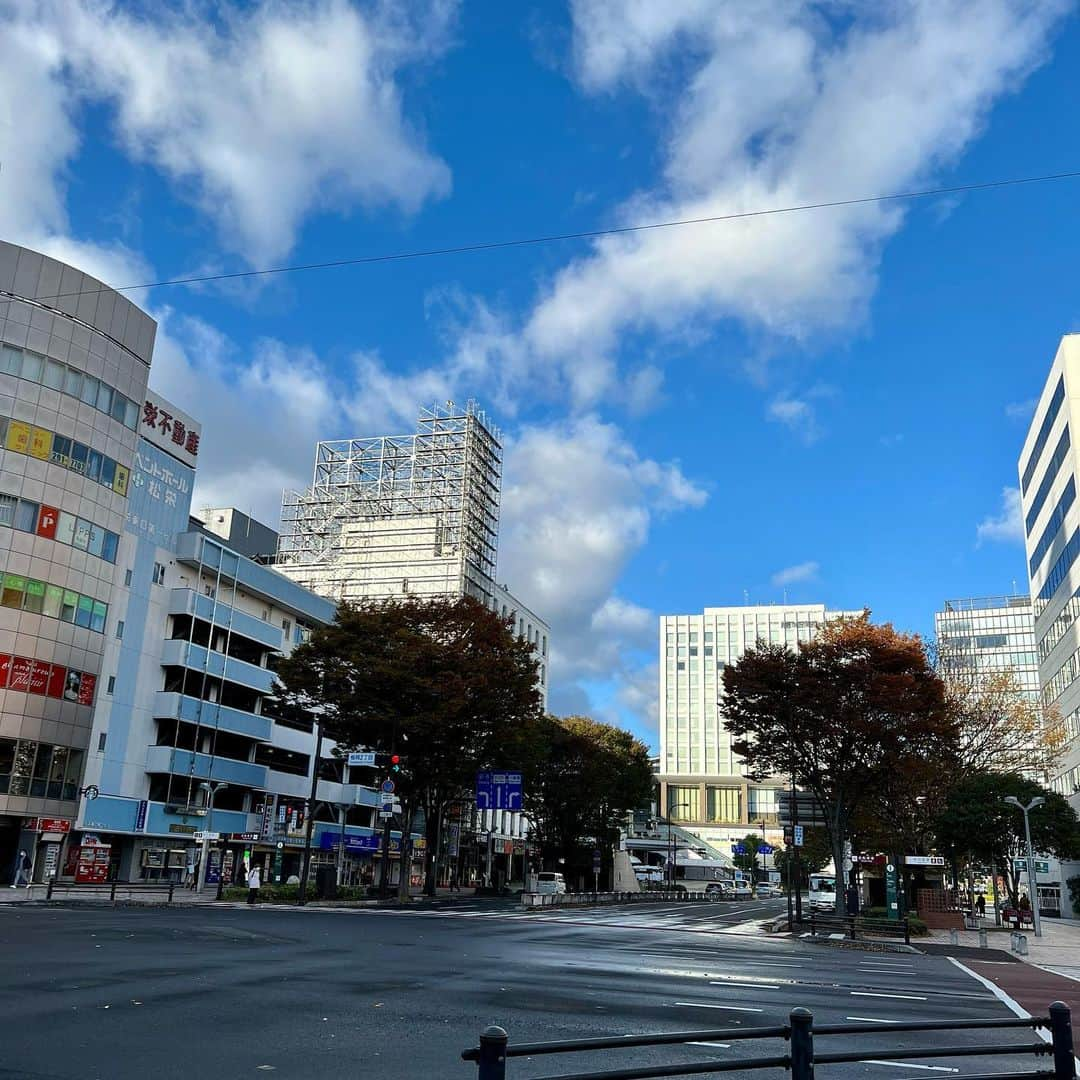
524 714 653 883
772 828 832 890
732 833 764 879
723 613 959 913
933 771 1080 907
273 595 544 897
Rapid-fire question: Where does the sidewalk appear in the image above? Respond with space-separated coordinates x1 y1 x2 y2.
926 918 1080 980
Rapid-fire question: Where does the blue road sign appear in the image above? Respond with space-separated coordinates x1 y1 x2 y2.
380 780 395 794
476 771 523 811
731 843 747 855
758 844 774 855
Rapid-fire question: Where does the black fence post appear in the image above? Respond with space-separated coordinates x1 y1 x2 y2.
790 1006 814 1080
168 883 175 904
810 913 815 937
477 1025 508 1080
110 879 117 902
1049 1001 1075 1079
46 878 54 900
904 918 910 947
848 917 856 941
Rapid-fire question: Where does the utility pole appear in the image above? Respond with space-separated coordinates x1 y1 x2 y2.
1004 795 1044 937
297 720 324 906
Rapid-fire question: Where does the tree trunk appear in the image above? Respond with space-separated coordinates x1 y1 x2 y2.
423 802 441 897
397 804 415 903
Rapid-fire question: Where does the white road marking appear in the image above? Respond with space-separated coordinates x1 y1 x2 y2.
846 1016 901 1024
709 980 782 990
865 1061 958 1072
687 1041 731 1048
673 1002 764 1013
850 991 928 1001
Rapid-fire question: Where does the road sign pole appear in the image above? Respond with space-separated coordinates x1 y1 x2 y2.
379 814 393 899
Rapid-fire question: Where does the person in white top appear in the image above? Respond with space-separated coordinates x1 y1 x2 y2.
246 865 261 905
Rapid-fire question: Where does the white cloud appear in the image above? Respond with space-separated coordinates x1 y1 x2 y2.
3 0 453 265
767 395 820 443
771 560 820 588
977 487 1024 546
1006 399 1037 422
520 0 1068 401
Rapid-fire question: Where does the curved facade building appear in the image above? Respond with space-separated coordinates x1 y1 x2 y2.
0 241 155 878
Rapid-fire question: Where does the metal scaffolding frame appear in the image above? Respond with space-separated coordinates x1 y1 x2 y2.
275 402 502 603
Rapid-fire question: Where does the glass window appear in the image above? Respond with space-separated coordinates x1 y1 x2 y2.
86 449 102 482
43 584 62 619
64 367 82 397
8 739 35 796
19 351 43 382
0 345 21 374
110 393 126 423
69 441 88 475
100 457 116 488
706 787 742 823
72 518 91 550
667 785 701 823
0 737 13 795
1 574 25 608
91 600 108 633
50 434 71 468
14 499 38 533
87 523 105 558
55 512 75 546
80 374 98 406
75 594 93 628
101 530 118 564
63 748 84 800
30 743 52 796
60 590 78 623
47 745 68 799
43 359 65 389
23 578 45 614
0 493 15 527
123 398 139 429
96 381 113 413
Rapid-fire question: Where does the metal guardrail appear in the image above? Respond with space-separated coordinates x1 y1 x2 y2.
45 880 177 903
463 1002 1073 1080
809 912 911 946
522 891 724 909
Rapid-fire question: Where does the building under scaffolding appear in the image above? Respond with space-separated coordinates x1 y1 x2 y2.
275 401 503 606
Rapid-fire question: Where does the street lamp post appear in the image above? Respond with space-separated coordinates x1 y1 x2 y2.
1003 796 1044 938
196 782 228 894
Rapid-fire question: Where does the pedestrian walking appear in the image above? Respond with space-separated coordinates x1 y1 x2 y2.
10 850 30 887
246 864 261 905
976 893 986 917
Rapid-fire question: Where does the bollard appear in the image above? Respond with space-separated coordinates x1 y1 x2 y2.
477 1025 508 1080
978 927 988 949
1011 932 1029 956
949 929 959 946
1049 1001 1075 1079
790 1007 815 1080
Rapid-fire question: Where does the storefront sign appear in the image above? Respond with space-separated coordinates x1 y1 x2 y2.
0 654 97 705
320 834 381 853
169 824 197 835
229 832 261 842
75 844 110 884
904 855 945 867
140 391 201 468
36 505 58 540
135 800 148 833
37 818 71 833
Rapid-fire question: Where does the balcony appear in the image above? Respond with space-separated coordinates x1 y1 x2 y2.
153 692 272 742
159 639 275 694
168 589 283 651
144 745 267 788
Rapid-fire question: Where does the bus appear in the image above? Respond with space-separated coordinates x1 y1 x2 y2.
808 873 837 912
673 858 734 898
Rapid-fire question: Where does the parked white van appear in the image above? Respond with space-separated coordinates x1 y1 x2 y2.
535 871 567 895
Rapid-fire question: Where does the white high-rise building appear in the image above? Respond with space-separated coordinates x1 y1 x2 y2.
1019 335 1080 806
658 603 859 849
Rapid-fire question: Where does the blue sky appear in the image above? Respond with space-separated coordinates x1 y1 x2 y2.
3 1 1079 748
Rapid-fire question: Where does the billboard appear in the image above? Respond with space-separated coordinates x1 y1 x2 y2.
139 390 202 469
126 439 196 550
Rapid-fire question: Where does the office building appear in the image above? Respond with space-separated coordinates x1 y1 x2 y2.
658 603 859 851
275 403 550 883
1020 336 1080 806
0 240 154 881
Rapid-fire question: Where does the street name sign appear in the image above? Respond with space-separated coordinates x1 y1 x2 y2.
193 831 221 841
347 751 377 767
904 855 945 867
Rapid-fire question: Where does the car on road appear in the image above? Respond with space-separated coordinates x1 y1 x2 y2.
534 871 567 895
731 880 753 899
704 880 733 899
756 882 783 898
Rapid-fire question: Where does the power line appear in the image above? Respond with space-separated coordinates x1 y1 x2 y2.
26 168 1080 304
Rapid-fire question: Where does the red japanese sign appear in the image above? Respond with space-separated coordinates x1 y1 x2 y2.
75 845 110 884
26 660 51 696
77 673 97 706
0 654 10 689
36 504 59 539
8 657 34 692
46 664 66 699
38 819 71 833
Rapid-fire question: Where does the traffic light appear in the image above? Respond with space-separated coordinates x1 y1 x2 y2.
390 754 401 773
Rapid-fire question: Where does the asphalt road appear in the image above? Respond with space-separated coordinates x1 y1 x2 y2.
0 898 1051 1080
